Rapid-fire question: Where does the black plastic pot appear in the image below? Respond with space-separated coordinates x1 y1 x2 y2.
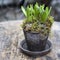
23 30 48 51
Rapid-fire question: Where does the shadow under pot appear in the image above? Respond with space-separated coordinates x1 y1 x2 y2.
23 30 48 51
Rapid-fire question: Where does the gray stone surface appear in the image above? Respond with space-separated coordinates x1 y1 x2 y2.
51 0 60 21
0 20 60 60
0 8 25 21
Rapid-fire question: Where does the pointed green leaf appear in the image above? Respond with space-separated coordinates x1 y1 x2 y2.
21 6 27 17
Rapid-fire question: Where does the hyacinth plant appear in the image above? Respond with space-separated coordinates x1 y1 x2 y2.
21 3 54 35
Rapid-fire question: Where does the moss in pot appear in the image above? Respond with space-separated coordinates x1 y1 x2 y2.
21 3 54 51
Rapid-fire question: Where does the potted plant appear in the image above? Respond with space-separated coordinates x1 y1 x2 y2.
21 3 54 51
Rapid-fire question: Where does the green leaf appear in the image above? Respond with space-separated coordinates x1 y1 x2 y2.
39 6 52 23
21 6 27 17
48 7 52 16
49 16 54 24
34 3 39 16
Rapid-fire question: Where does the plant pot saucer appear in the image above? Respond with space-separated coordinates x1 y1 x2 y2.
20 40 52 56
